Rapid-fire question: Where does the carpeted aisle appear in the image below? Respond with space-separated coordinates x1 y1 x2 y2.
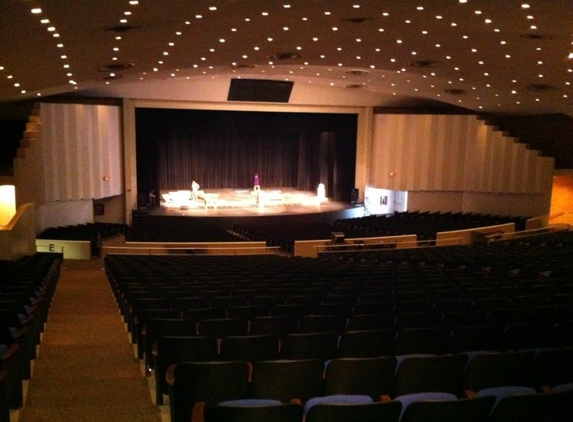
17 258 161 422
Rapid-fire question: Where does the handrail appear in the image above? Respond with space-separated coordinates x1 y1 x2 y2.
102 245 282 256
487 223 570 243
314 237 464 253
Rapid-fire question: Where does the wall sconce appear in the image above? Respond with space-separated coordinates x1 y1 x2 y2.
103 175 110 181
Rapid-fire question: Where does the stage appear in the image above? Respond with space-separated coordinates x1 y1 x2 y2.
140 188 365 230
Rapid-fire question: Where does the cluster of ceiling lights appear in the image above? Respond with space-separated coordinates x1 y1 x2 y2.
26 6 78 97
99 0 140 84
3 1 572 112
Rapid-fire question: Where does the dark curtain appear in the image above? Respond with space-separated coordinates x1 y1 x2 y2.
135 109 357 204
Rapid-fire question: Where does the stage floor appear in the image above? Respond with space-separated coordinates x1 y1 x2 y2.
152 187 362 218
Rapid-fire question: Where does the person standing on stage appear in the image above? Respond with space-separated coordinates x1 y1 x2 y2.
191 180 200 201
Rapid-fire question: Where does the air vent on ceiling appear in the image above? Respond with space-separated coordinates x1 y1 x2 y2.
96 63 134 73
527 84 556 92
231 64 256 70
103 74 123 81
346 84 365 89
341 17 374 24
520 34 553 40
228 78 294 103
105 24 142 33
267 52 301 61
444 89 466 95
345 70 370 76
411 60 442 68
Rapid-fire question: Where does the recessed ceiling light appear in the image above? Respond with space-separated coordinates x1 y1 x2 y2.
31 8 42 14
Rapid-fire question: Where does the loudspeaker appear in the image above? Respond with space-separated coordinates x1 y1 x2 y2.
350 188 359 203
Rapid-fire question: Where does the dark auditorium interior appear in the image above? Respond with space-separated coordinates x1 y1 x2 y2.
1 1 573 422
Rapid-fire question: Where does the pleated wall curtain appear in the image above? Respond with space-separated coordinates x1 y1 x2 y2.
135 109 357 204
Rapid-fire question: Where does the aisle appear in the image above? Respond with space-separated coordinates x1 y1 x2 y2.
16 258 161 422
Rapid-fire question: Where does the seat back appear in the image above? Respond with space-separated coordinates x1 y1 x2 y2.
323 357 397 400
449 324 505 353
171 361 250 422
219 335 280 363
305 401 402 422
154 336 218 404
280 332 338 360
197 318 249 338
399 396 495 422
251 316 299 336
205 402 303 422
463 351 536 393
393 354 468 398
250 359 324 404
394 327 451 355
337 329 396 358
298 315 348 334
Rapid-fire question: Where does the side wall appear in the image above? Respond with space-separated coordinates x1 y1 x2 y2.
370 114 554 217
14 103 124 233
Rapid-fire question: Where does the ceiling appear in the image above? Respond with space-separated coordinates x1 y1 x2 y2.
1 0 572 116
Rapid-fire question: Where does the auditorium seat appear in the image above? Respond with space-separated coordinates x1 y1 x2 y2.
305 400 402 422
250 359 324 404
449 324 505 353
323 357 397 401
168 361 250 422
196 318 249 338
298 315 348 334
394 327 451 356
502 321 557 351
393 354 468 398
279 332 338 360
527 348 573 392
345 314 395 331
251 316 299 336
205 402 303 422
219 335 280 364
397 394 494 422
153 336 218 405
142 318 194 373
463 351 536 396
337 329 396 358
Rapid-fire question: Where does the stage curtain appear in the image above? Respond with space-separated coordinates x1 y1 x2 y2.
135 109 357 204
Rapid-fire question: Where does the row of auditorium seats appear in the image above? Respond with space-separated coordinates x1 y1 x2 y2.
0 253 62 420
37 222 126 257
104 231 573 421
150 330 573 405
144 319 572 360
125 224 242 243
232 222 375 254
166 350 573 422
323 230 573 271
332 210 529 241
37 222 126 240
201 389 572 422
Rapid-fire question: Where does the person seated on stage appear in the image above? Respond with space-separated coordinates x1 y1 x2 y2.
191 180 200 201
